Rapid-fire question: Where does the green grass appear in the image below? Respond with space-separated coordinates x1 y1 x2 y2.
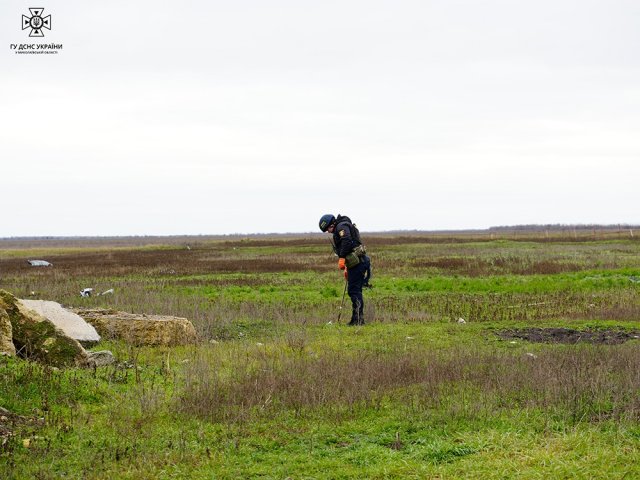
4 349 640 479
1 234 640 478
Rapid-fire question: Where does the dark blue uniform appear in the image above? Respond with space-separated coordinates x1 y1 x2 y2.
332 215 371 325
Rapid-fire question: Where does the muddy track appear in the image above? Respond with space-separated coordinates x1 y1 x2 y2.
497 327 640 345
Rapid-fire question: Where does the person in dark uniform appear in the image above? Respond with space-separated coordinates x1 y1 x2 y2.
319 214 371 325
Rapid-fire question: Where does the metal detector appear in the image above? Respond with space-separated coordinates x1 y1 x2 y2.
337 278 348 323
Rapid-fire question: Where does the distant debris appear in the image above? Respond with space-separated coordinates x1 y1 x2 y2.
629 276 640 283
81 287 113 297
27 260 51 267
457 318 466 324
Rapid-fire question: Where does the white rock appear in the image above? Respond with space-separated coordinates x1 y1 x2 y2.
19 299 101 344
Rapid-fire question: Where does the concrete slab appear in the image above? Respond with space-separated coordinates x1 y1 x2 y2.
19 300 101 344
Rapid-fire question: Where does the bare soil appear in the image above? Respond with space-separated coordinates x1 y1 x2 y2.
0 406 44 445
497 327 640 345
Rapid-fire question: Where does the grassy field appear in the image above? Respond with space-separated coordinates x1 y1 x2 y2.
1 230 639 478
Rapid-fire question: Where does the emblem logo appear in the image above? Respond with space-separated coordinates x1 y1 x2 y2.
22 8 51 37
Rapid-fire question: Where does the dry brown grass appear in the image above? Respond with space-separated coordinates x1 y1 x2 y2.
0 248 328 276
370 290 640 323
177 343 640 424
1 232 638 337
413 256 585 276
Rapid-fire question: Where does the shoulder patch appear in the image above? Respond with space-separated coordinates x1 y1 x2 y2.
339 229 346 237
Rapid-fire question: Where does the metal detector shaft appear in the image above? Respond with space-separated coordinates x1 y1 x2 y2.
337 278 348 323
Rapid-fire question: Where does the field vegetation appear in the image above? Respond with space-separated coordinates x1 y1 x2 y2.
1 227 639 478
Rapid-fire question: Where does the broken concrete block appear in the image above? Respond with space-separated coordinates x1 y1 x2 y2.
74 308 197 347
19 300 101 346
0 290 89 368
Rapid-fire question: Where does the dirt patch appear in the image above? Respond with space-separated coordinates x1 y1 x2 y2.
0 406 44 447
497 327 640 345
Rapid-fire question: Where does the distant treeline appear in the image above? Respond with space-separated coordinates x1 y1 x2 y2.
1 225 638 249
488 224 640 232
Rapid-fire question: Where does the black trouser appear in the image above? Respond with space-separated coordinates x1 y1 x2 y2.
347 255 371 325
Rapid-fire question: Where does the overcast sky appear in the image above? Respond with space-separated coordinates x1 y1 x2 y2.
1 1 639 236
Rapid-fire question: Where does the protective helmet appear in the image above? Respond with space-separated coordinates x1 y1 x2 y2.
319 214 335 232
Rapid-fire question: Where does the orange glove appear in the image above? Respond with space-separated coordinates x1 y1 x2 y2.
338 258 346 270
344 269 348 280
